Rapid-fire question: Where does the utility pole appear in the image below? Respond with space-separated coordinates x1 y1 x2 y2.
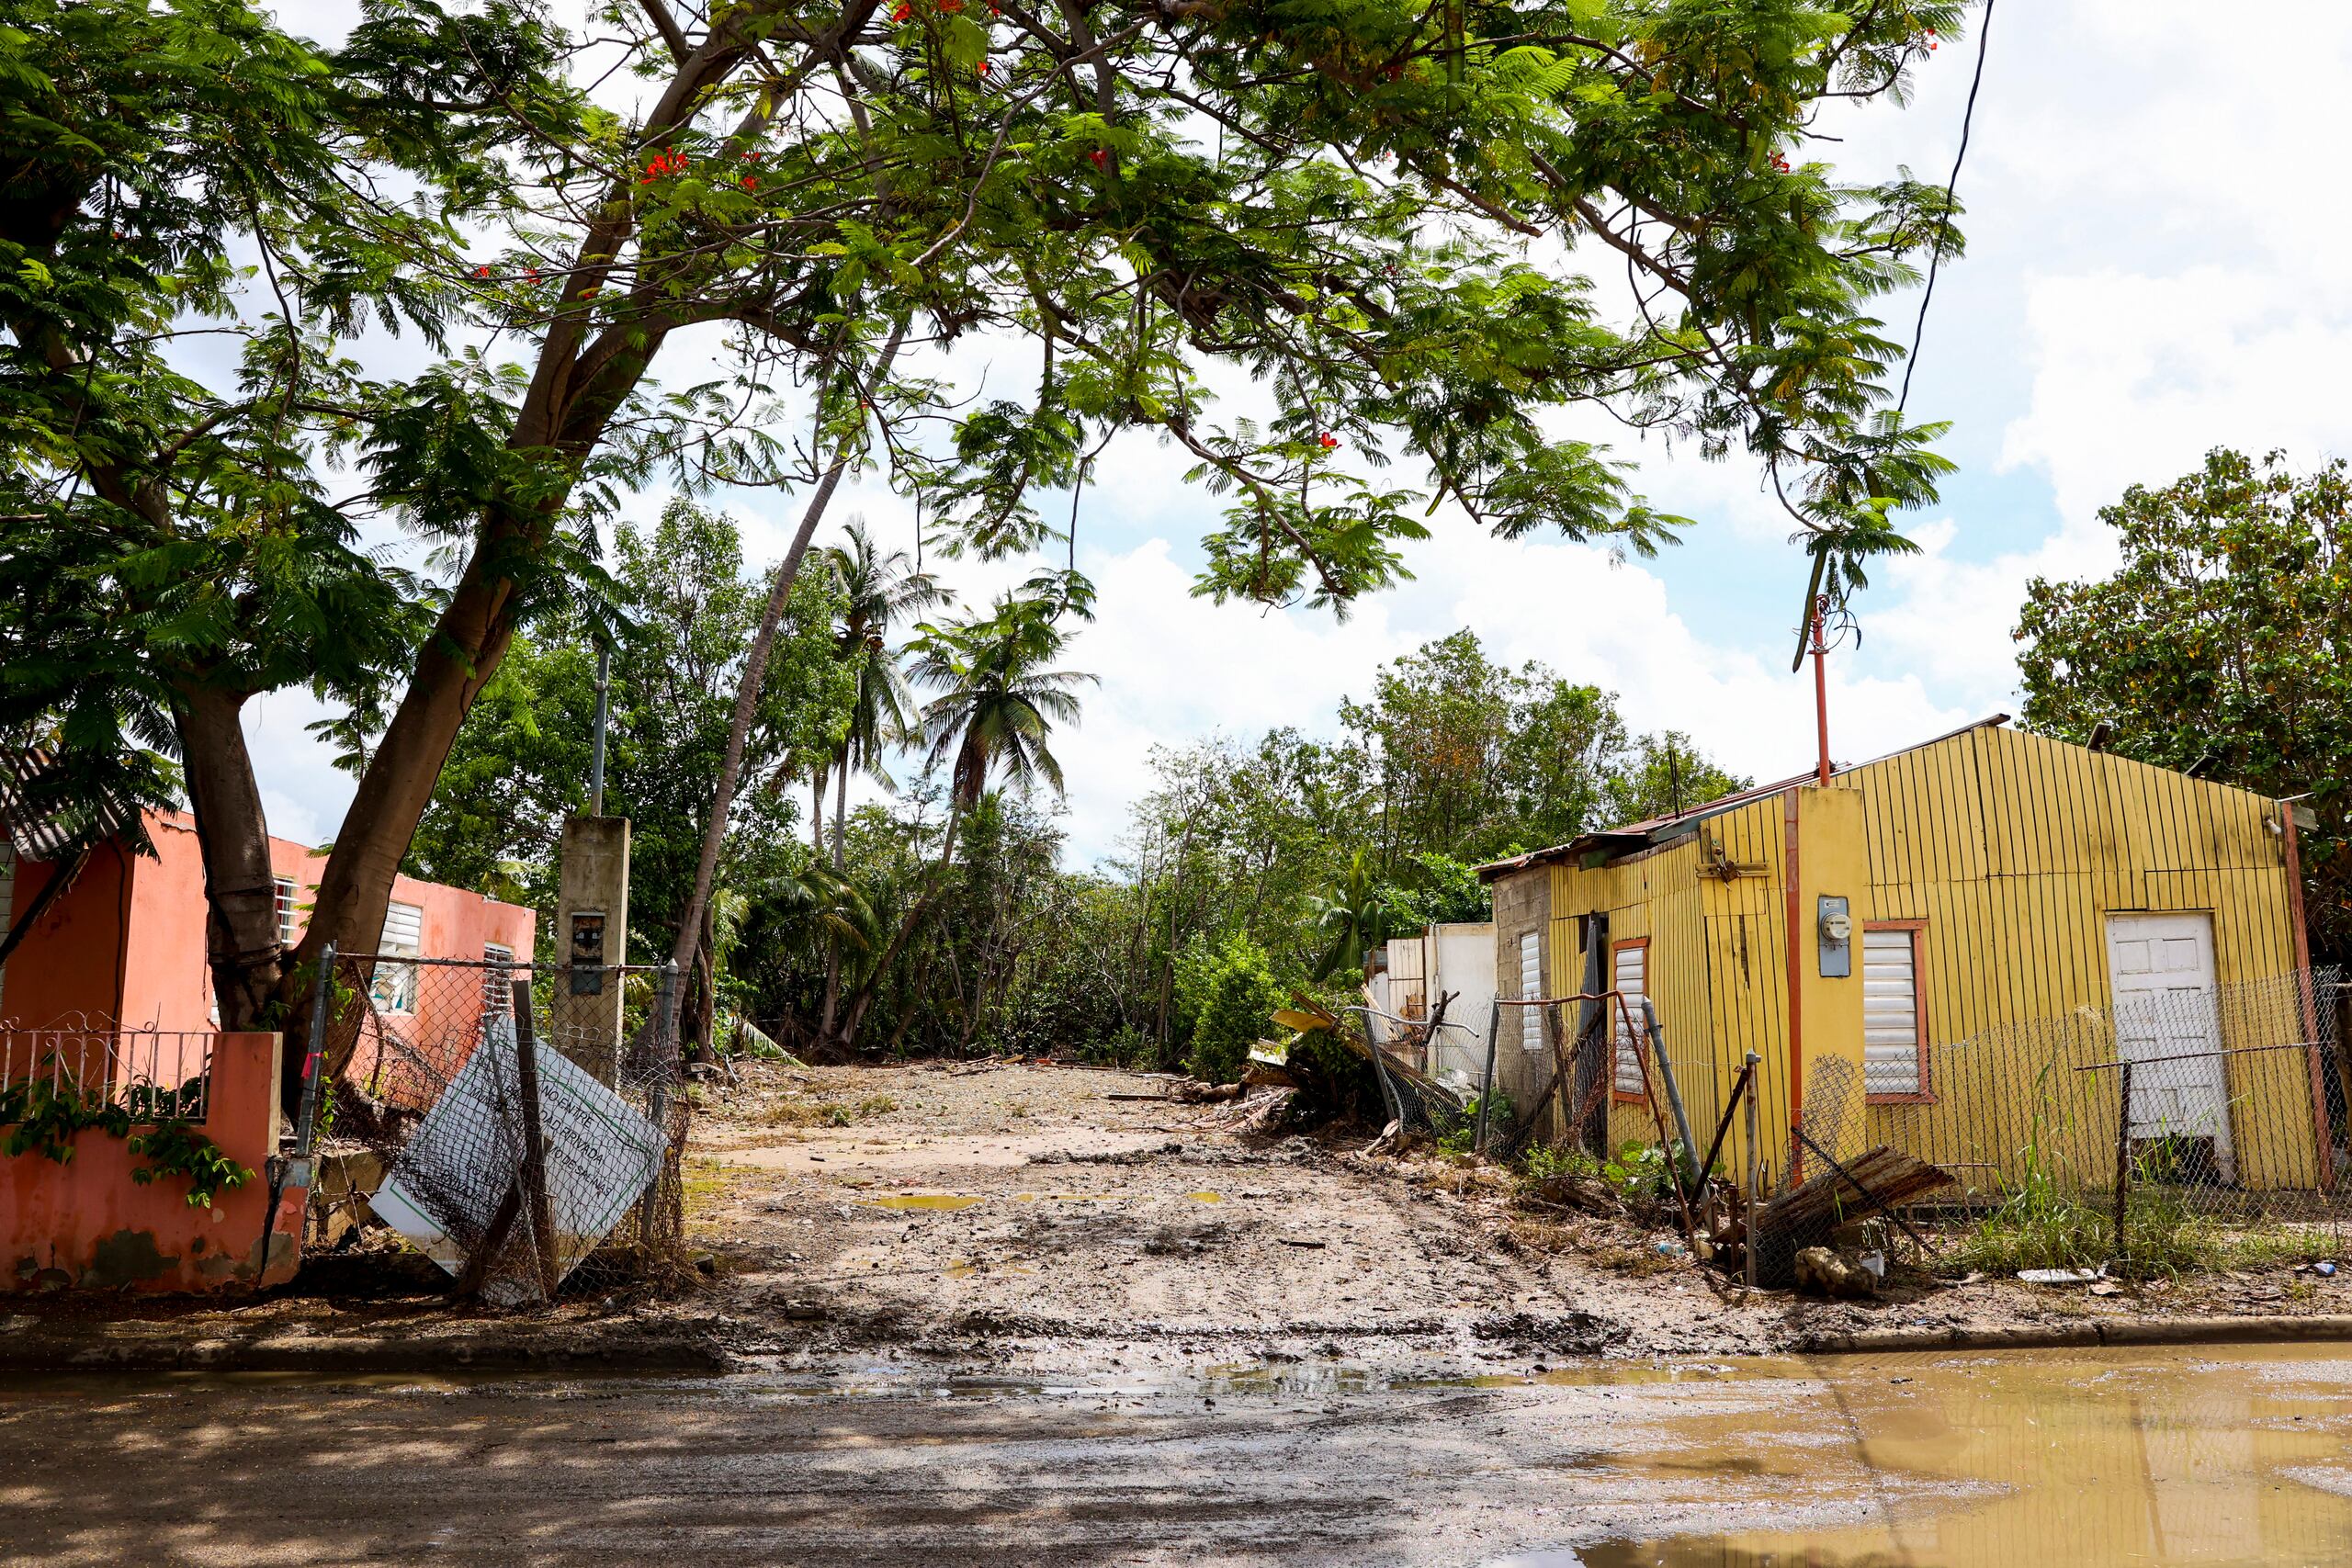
587 641 610 818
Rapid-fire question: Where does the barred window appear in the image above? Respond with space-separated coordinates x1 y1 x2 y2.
481 942 515 1018
274 877 299 944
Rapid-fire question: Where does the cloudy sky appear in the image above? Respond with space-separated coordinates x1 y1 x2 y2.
244 2 2352 866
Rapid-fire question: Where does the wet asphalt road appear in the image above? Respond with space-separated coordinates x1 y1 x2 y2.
13 1345 2352 1566
0 1364 1866 1566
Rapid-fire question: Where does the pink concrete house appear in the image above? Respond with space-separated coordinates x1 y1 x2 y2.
0 808 536 1032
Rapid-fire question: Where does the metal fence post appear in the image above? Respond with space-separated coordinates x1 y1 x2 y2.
2112 1059 2134 1263
1744 1050 1761 1289
258 942 336 1277
1643 998 1699 1188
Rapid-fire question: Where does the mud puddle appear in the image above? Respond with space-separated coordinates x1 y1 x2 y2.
1493 1342 2352 1567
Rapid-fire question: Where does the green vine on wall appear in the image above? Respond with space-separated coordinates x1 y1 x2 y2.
0 1080 256 1209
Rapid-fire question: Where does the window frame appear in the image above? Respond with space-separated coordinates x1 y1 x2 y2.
371 899 425 1016
481 942 516 1019
1610 936 1649 1103
273 876 300 945
1517 930 1544 1054
1861 919 1933 1105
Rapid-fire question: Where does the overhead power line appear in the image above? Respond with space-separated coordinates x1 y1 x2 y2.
1897 0 1998 417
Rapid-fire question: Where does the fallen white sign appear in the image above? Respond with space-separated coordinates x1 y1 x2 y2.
370 1021 666 1304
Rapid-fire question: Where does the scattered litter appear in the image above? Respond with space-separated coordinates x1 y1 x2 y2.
2301 1260 2338 1278
1278 1237 1327 1249
2088 1280 2122 1297
2017 1266 2107 1286
1652 1239 1684 1258
1857 1249 1887 1281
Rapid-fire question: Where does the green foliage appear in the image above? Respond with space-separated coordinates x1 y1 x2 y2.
1188 934 1283 1085
1438 1088 1515 1156
410 498 854 962
1519 1141 1601 1185
2018 447 2352 960
0 1080 129 1164
1601 1139 1674 1200
0 1080 254 1208
124 1122 255 1210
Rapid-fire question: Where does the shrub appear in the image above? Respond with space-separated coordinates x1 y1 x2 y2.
1189 933 1281 1084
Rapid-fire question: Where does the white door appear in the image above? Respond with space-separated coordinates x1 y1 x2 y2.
2105 912 2234 1179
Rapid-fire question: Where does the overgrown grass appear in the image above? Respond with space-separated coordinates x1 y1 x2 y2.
1943 1172 2344 1278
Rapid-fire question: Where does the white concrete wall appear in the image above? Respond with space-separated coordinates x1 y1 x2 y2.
1427 921 1497 1086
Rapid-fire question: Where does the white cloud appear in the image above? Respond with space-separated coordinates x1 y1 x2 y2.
1016 528 1968 865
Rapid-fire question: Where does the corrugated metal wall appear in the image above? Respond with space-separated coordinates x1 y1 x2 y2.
1505 722 2314 1189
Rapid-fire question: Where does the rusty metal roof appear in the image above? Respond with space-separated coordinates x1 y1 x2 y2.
1476 714 2011 881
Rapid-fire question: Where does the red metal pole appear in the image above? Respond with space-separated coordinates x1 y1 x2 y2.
1811 595 1831 787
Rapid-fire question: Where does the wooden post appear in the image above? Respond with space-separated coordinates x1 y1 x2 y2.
2112 1060 2134 1264
1473 998 1501 1154
511 977 562 1303
1744 1051 1761 1289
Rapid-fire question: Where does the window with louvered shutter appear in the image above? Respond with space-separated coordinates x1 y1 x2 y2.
1612 942 1646 1095
481 942 514 1017
1518 931 1543 1051
1863 925 1926 1098
372 900 424 1013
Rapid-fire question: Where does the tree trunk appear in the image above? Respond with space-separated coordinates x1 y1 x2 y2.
831 750 849 868
174 684 288 1038
668 318 908 998
810 762 826 852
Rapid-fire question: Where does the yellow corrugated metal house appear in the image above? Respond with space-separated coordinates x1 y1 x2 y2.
1477 716 2335 1194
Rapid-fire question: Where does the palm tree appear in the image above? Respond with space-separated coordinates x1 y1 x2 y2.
830 582 1092 1049
821 518 949 866
910 589 1093 830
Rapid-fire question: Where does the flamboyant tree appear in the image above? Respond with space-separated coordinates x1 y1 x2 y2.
7 0 1974 1091
0 0 561 1035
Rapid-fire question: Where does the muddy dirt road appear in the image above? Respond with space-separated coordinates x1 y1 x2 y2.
686 1058 2335 1368
7 1345 2352 1565
695 1059 1794 1368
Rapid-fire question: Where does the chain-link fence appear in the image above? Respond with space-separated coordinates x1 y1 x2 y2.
1476 968 2352 1275
1859 967 2352 1269
311 952 690 1303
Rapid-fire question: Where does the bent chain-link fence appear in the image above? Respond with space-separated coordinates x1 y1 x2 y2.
315 953 689 1301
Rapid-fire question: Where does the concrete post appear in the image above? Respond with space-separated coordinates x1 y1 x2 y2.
552 815 629 1084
